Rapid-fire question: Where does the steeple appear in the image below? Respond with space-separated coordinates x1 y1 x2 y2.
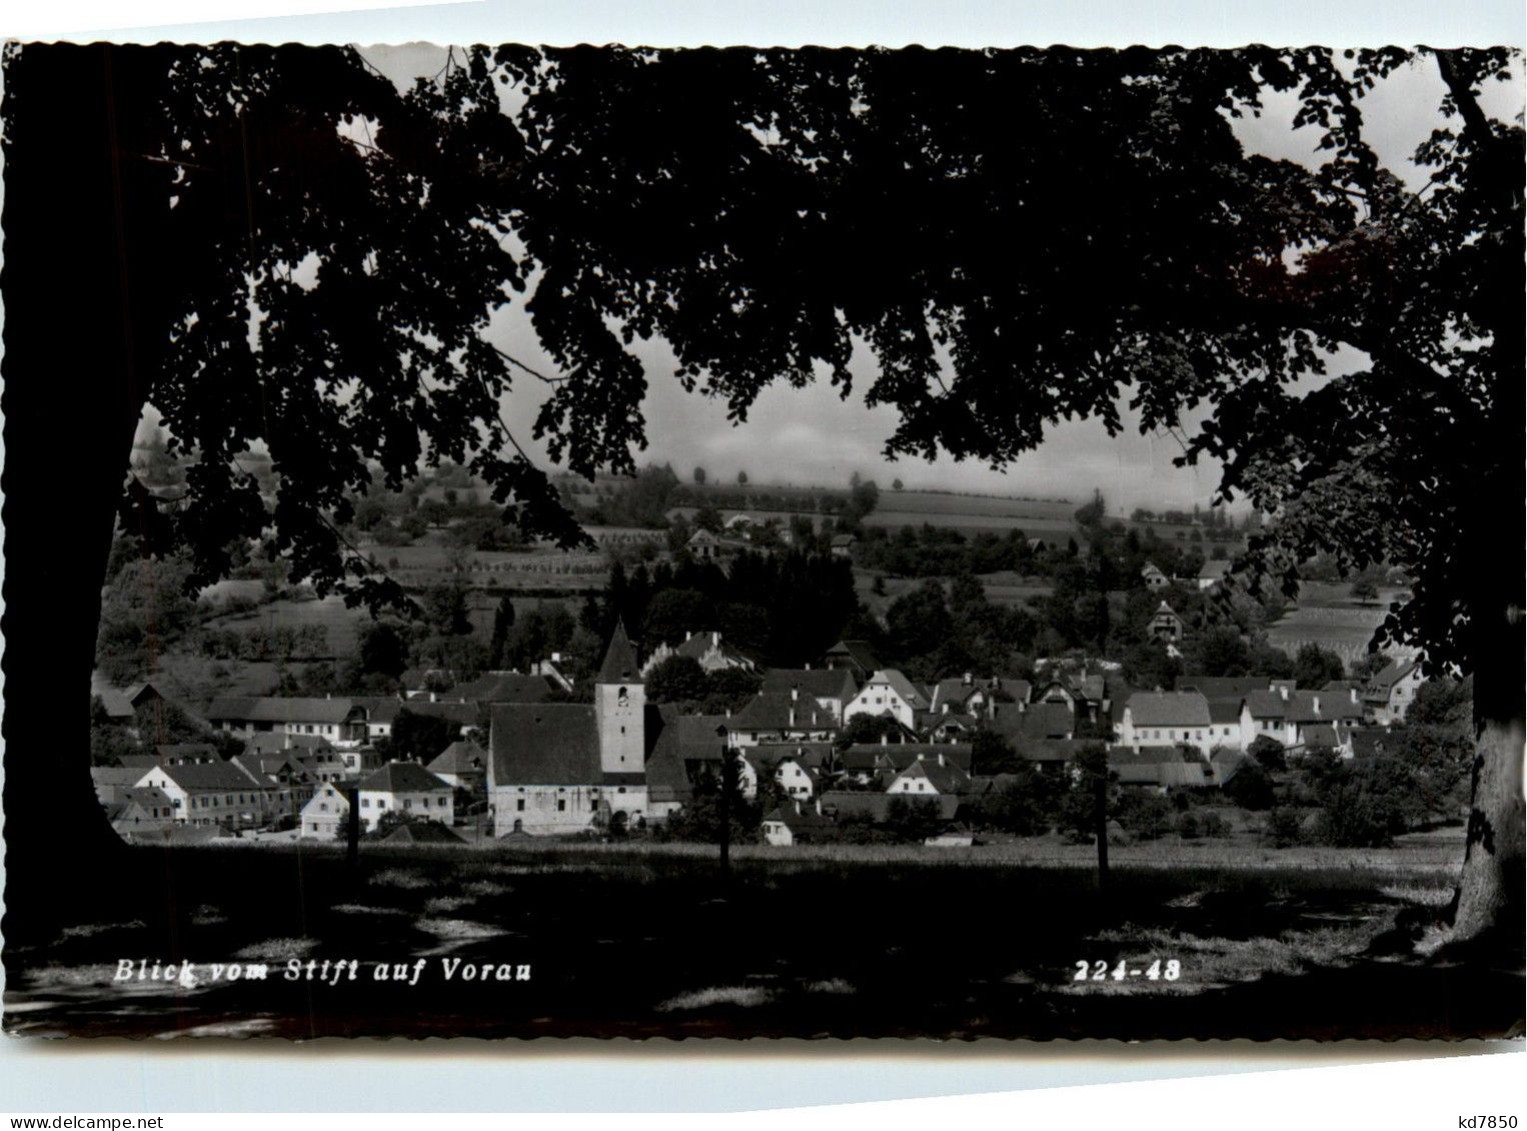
596 620 643 685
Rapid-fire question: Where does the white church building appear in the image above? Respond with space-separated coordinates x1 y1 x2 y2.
487 622 652 836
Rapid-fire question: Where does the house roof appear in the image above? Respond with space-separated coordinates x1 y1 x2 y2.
365 699 481 727
1365 657 1421 697
1152 601 1182 620
428 740 488 776
760 668 858 701
729 692 840 733
489 703 601 786
1245 689 1364 724
746 742 837 770
644 708 728 802
1179 676 1269 699
143 760 265 793
95 688 136 719
841 743 974 773
830 534 856 547
1198 560 1232 581
1349 729 1394 760
1204 696 1245 725
381 821 465 845
154 742 220 763
92 766 147 789
762 804 836 832
819 791 960 822
358 761 452 794
1141 561 1167 578
244 732 334 755
119 786 174 810
205 696 355 725
449 673 558 703
597 621 644 685
892 758 973 794
862 670 930 709
1125 690 1212 728
1018 702 1075 741
1300 722 1348 749
821 639 884 673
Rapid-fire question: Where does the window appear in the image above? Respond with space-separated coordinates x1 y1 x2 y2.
438 797 447 807
378 800 387 810
320 803 328 812
362 798 370 807
516 799 525 811
557 799 566 812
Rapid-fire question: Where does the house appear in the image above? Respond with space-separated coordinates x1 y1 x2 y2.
1117 690 1215 757
1141 561 1170 589
356 761 454 833
818 639 885 681
759 667 859 722
487 622 653 836
428 740 489 790
1108 748 1214 792
986 700 1074 748
843 670 931 730
92 766 150 806
205 696 369 748
1298 722 1356 759
727 687 841 745
737 744 833 801
760 800 836 846
830 533 857 559
642 631 761 677
818 791 961 825
132 760 269 828
1364 656 1425 725
231 750 319 817
357 698 481 745
642 710 730 821
839 741 975 780
448 672 561 704
1203 695 1246 750
109 786 177 835
1033 670 1108 723
1196 560 1232 590
1148 601 1185 644
1241 686 1366 749
686 527 726 561
886 752 973 797
299 781 350 839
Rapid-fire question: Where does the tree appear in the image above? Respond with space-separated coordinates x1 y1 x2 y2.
385 709 456 765
1293 643 1347 690
356 621 410 681
693 467 707 485
489 595 518 668
892 478 904 491
1350 578 1380 605
645 655 710 704
736 470 749 486
9 42 1519 945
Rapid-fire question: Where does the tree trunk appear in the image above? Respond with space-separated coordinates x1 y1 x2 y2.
3 45 169 931
1448 590 1526 949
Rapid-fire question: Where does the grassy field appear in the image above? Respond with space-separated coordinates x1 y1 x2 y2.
1265 584 1409 663
853 569 1052 616
6 827 1513 1040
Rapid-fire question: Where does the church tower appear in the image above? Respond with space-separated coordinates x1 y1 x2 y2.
595 620 646 777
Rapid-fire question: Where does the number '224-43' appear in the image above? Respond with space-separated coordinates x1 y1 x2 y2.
1073 959 1180 981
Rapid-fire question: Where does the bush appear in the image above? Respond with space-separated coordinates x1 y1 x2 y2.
1223 761 1275 810
1177 811 1202 839
1200 811 1229 838
1118 792 1173 841
1266 807 1305 847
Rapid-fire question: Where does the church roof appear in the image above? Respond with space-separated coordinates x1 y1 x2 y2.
597 621 644 685
489 704 600 786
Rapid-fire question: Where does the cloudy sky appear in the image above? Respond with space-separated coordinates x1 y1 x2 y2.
287 47 1524 511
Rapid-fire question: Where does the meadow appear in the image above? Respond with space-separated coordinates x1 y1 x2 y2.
5 828 1514 1041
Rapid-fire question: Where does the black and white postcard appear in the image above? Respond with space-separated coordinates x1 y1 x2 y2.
2 38 1521 1040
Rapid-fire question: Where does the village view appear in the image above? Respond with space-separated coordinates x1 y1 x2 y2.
92 435 1468 864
